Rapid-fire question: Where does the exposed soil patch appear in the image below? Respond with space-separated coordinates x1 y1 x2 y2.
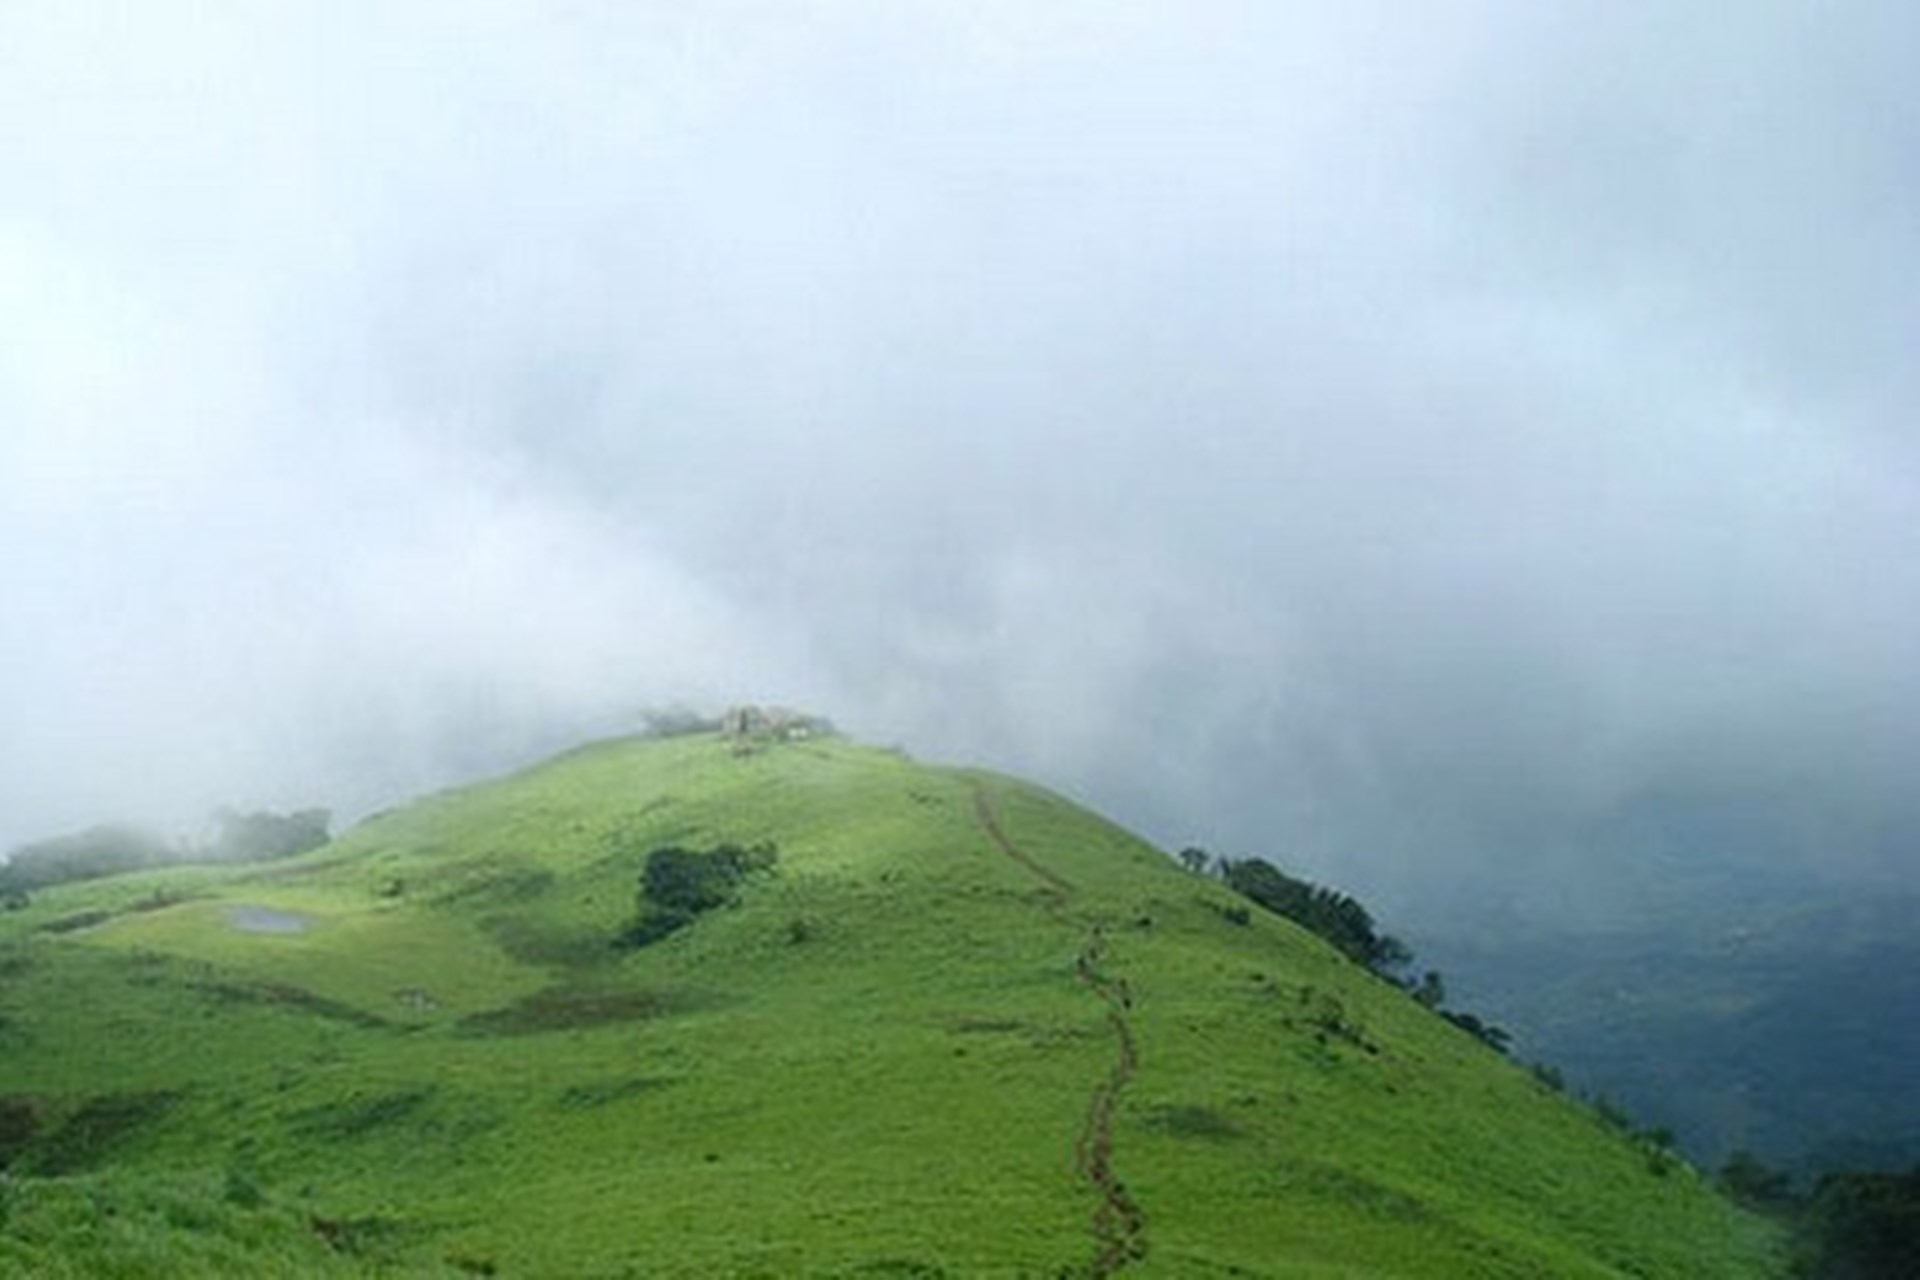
971 787 1072 896
1073 928 1148 1276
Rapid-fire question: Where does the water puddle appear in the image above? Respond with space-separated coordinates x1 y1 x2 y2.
225 904 313 935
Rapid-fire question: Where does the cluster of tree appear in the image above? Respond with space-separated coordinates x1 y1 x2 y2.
1180 846 1511 1054
206 808 332 862
615 842 778 949
637 708 725 739
1210 853 1410 972
0 825 175 903
0 809 331 907
1720 1153 1920 1278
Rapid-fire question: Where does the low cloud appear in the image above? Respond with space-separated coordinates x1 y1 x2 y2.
4 3 1916 924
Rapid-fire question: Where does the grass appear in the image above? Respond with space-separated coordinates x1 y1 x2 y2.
0 731 1785 1277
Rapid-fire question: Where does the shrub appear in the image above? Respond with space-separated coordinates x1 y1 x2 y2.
614 843 778 950
1440 1010 1512 1055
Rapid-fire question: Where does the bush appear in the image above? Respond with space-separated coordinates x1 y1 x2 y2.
615 843 777 950
1440 1010 1512 1055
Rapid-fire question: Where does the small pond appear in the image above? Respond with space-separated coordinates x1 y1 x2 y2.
225 904 314 935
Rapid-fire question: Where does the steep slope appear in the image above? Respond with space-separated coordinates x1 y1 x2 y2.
0 731 1782 1277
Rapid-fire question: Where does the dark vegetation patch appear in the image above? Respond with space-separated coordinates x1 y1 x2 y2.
308 1210 413 1257
1203 899 1252 927
0 1096 42 1169
40 909 113 934
948 1016 1028 1035
1140 1104 1244 1142
1283 1162 1435 1224
613 841 778 949
846 1261 951 1278
484 913 610 970
1285 987 1380 1056
457 984 716 1036
289 1088 436 1141
433 866 557 908
28 1090 183 1174
945 1015 1095 1049
188 979 392 1029
127 888 194 914
554 1075 675 1109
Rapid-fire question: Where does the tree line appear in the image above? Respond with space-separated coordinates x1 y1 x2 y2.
1180 846 1511 1054
1 809 331 906
1720 1153 1920 1278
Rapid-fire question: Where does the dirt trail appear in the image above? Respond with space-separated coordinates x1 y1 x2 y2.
971 786 1073 896
971 781 1147 1277
1072 928 1147 1276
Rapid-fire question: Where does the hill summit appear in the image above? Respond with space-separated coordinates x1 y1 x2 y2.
0 725 1779 1277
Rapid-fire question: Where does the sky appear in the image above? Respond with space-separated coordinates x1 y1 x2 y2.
4 2 1917 925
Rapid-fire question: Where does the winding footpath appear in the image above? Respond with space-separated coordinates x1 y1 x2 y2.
971 782 1148 1277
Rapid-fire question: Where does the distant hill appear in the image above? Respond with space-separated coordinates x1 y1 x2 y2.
0 727 1781 1277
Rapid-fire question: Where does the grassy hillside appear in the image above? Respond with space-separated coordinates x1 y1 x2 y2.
0 730 1783 1277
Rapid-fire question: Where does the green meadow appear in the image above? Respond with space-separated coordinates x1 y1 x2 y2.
0 731 1784 1277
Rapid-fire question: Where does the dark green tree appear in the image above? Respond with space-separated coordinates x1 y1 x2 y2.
211 808 331 861
0 824 173 895
1219 857 1407 974
617 842 777 949
1412 970 1447 1008
1802 1168 1920 1278
1718 1150 1793 1209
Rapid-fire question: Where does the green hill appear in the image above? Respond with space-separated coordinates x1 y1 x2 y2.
0 728 1782 1277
